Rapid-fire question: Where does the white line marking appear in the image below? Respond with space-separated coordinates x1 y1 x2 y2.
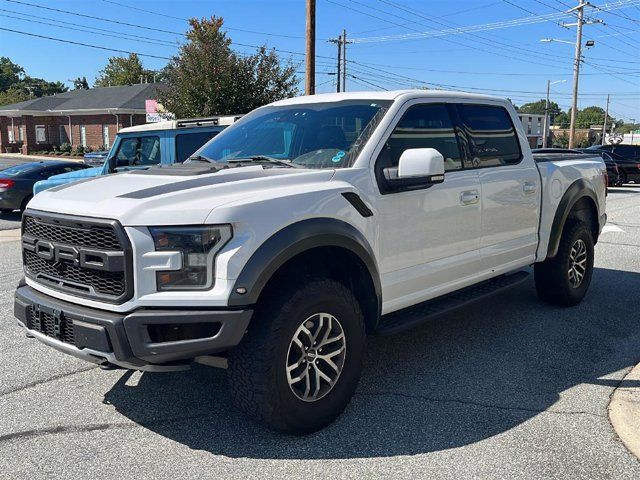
602 225 625 234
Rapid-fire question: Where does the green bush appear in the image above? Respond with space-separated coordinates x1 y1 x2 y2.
71 145 85 156
61 151 70 156
84 146 93 153
59 142 72 153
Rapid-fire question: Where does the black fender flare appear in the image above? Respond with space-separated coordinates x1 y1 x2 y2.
546 178 600 259
228 218 381 314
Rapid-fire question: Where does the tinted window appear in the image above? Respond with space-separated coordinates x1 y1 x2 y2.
613 145 639 159
175 131 220 163
458 104 521 167
377 103 463 174
114 136 161 167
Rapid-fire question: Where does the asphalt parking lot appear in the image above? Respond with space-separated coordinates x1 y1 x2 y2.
0 186 639 479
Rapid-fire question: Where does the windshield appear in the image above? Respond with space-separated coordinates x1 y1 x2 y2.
195 100 391 169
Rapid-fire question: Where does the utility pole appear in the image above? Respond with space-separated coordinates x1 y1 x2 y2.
601 94 610 145
305 0 316 95
568 1 585 149
328 34 342 92
543 80 551 148
342 29 347 92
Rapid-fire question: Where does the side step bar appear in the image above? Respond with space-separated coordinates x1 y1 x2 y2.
375 271 530 336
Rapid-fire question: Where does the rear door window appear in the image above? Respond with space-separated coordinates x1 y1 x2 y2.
175 131 221 163
458 104 522 168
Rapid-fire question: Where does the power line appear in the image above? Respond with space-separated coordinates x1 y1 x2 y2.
100 0 306 39
0 27 172 60
3 0 184 36
0 12 180 48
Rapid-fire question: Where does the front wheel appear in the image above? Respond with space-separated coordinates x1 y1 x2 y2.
228 278 366 434
535 220 594 307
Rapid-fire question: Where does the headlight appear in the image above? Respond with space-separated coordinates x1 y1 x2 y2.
149 225 232 291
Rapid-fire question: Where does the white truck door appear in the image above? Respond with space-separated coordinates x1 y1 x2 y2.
372 102 482 314
457 103 540 271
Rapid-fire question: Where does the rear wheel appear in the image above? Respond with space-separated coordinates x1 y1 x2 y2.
228 277 366 434
535 220 594 307
618 170 628 185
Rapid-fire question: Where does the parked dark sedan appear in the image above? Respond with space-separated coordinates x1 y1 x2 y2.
587 144 640 184
574 149 623 187
0 161 89 213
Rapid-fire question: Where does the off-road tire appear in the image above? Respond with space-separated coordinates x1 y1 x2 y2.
535 220 594 307
228 277 366 434
618 170 627 185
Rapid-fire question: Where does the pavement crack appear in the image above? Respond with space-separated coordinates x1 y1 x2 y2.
0 413 219 443
356 390 605 418
0 366 98 397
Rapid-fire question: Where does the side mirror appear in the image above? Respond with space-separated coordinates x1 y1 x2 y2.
107 156 116 173
397 148 445 181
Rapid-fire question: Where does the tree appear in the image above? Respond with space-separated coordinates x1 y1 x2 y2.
554 112 570 129
518 99 562 118
94 53 157 87
0 57 24 92
159 16 298 117
73 76 90 90
552 132 569 148
0 57 67 106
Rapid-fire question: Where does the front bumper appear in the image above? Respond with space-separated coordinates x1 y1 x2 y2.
14 285 252 371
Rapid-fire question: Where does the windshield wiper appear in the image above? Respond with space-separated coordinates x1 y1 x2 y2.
228 156 301 168
186 154 215 163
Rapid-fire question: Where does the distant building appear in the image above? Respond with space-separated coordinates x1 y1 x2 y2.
517 113 545 148
0 84 161 154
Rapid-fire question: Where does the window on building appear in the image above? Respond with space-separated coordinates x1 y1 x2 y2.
35 125 47 144
59 125 69 144
458 104 522 167
18 126 23 142
7 126 14 143
80 125 87 148
175 131 220 162
102 125 110 148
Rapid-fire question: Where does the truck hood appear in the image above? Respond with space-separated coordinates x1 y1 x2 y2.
28 165 335 225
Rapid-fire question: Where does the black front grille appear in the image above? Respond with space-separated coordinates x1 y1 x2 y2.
27 308 75 345
22 211 133 304
24 250 126 297
23 216 121 250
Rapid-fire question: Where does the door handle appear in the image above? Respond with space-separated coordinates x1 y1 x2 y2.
460 190 480 205
523 182 537 194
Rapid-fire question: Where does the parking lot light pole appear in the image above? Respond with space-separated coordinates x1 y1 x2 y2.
543 79 566 148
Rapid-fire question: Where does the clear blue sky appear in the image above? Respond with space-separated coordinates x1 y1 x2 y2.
0 0 638 121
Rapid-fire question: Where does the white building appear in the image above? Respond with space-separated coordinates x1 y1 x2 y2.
517 113 545 148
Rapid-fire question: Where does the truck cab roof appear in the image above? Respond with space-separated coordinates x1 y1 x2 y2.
118 115 243 134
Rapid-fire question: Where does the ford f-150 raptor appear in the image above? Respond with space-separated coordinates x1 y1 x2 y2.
14 90 607 434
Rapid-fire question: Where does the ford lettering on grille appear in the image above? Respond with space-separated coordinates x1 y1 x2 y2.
22 212 132 303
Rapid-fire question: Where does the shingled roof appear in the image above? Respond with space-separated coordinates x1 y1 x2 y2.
0 83 162 115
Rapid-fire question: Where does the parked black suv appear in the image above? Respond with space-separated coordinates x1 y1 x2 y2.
587 144 640 184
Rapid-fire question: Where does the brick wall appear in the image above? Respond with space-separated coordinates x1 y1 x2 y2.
0 113 148 153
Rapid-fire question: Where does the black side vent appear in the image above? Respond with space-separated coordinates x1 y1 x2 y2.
342 192 374 218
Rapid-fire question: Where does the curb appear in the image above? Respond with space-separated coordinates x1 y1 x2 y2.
609 361 640 460
0 228 21 243
1 153 85 163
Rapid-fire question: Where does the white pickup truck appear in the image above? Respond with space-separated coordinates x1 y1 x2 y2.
14 90 606 434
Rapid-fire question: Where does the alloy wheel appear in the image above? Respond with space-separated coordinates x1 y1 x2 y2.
286 313 346 402
568 239 588 288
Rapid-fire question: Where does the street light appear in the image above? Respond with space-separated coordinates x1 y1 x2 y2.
543 79 567 148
